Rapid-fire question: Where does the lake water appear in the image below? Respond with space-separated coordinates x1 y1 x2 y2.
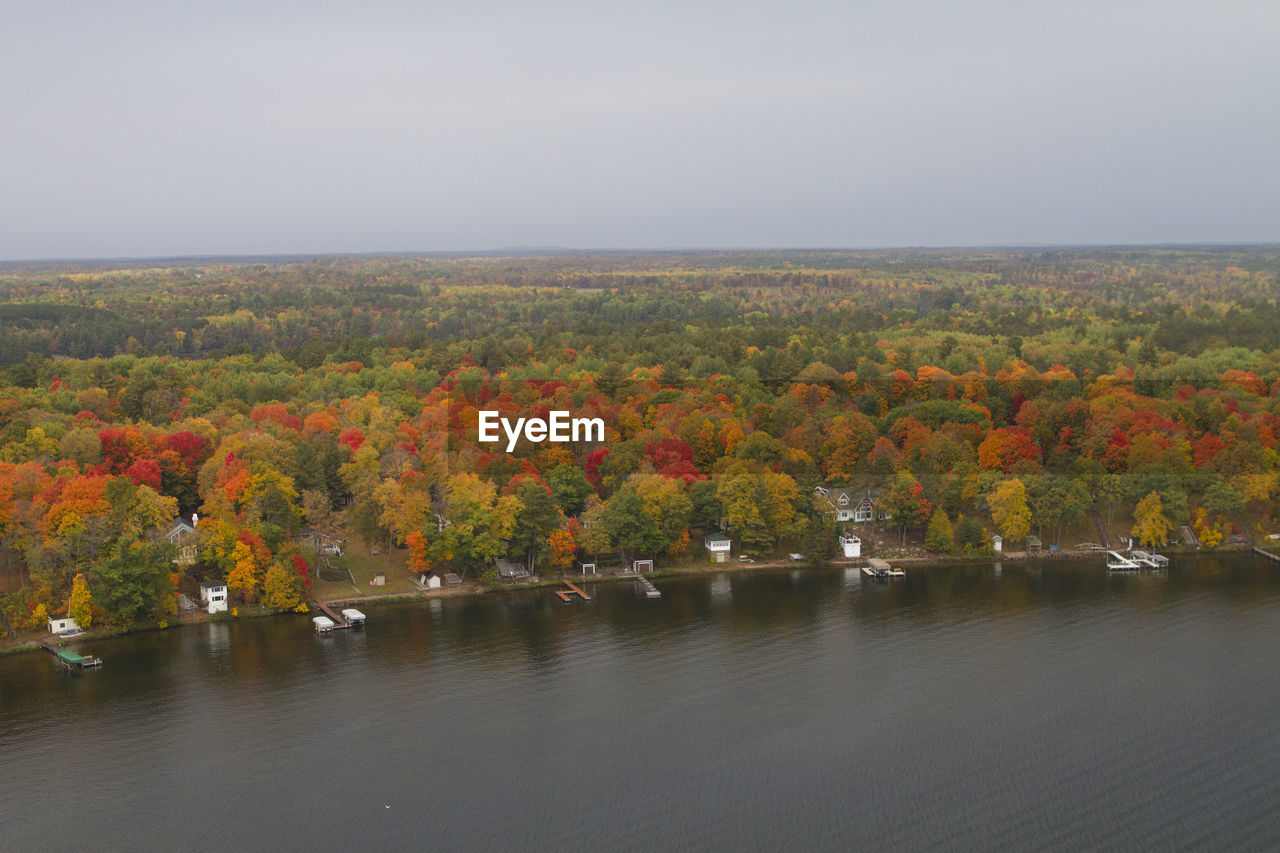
4 554 1280 851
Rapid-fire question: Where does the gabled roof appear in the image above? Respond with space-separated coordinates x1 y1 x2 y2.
814 485 881 506
495 557 529 578
168 517 196 538
297 528 343 545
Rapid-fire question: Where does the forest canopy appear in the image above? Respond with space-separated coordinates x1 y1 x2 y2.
2 247 1279 634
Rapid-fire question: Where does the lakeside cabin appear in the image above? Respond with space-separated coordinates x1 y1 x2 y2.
704 533 732 563
48 616 80 635
814 485 891 523
199 581 229 614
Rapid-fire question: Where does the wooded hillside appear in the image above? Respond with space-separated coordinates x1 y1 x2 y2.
2 247 1277 632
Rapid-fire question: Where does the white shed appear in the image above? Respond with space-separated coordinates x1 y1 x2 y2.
704 534 732 563
992 534 1003 553
48 616 80 635
199 581 229 614
420 572 442 589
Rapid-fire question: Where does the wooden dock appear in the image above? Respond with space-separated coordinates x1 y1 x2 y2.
557 580 591 602
1129 550 1168 568
39 641 102 670
1253 547 1280 563
1107 550 1140 571
636 575 661 598
312 601 366 633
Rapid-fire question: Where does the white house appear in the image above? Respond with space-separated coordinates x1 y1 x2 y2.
167 516 198 566
839 533 862 558
704 533 733 563
48 616 80 635
814 486 890 523
199 581 229 614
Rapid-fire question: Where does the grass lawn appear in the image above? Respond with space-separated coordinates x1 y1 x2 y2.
309 536 419 600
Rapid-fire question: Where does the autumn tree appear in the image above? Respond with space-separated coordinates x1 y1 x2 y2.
68 572 92 629
715 473 771 553
924 507 955 554
405 529 432 577
548 527 576 573
227 540 261 604
1132 491 1172 549
881 470 932 546
262 560 303 611
977 427 1042 473
577 496 612 560
821 412 878 480
600 475 691 565
988 478 1031 544
435 473 521 578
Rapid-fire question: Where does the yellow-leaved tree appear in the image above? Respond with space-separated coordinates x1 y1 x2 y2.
226 540 260 604
988 478 1031 544
262 561 301 611
68 572 92 629
1192 507 1223 549
1132 491 1171 549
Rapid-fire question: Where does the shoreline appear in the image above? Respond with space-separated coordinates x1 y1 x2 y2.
3 543 1261 656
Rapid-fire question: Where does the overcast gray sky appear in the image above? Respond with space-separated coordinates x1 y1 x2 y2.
2 0 1277 259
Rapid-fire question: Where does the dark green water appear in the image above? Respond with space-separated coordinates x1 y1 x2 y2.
4 554 1280 851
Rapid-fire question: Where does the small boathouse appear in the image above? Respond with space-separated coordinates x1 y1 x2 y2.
863 558 905 579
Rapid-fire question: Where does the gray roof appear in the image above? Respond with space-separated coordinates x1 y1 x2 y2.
815 485 881 505
495 558 529 578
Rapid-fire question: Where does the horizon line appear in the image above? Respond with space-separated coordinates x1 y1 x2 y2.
2 241 1278 268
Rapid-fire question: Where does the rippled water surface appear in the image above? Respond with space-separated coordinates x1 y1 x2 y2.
4 554 1280 851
